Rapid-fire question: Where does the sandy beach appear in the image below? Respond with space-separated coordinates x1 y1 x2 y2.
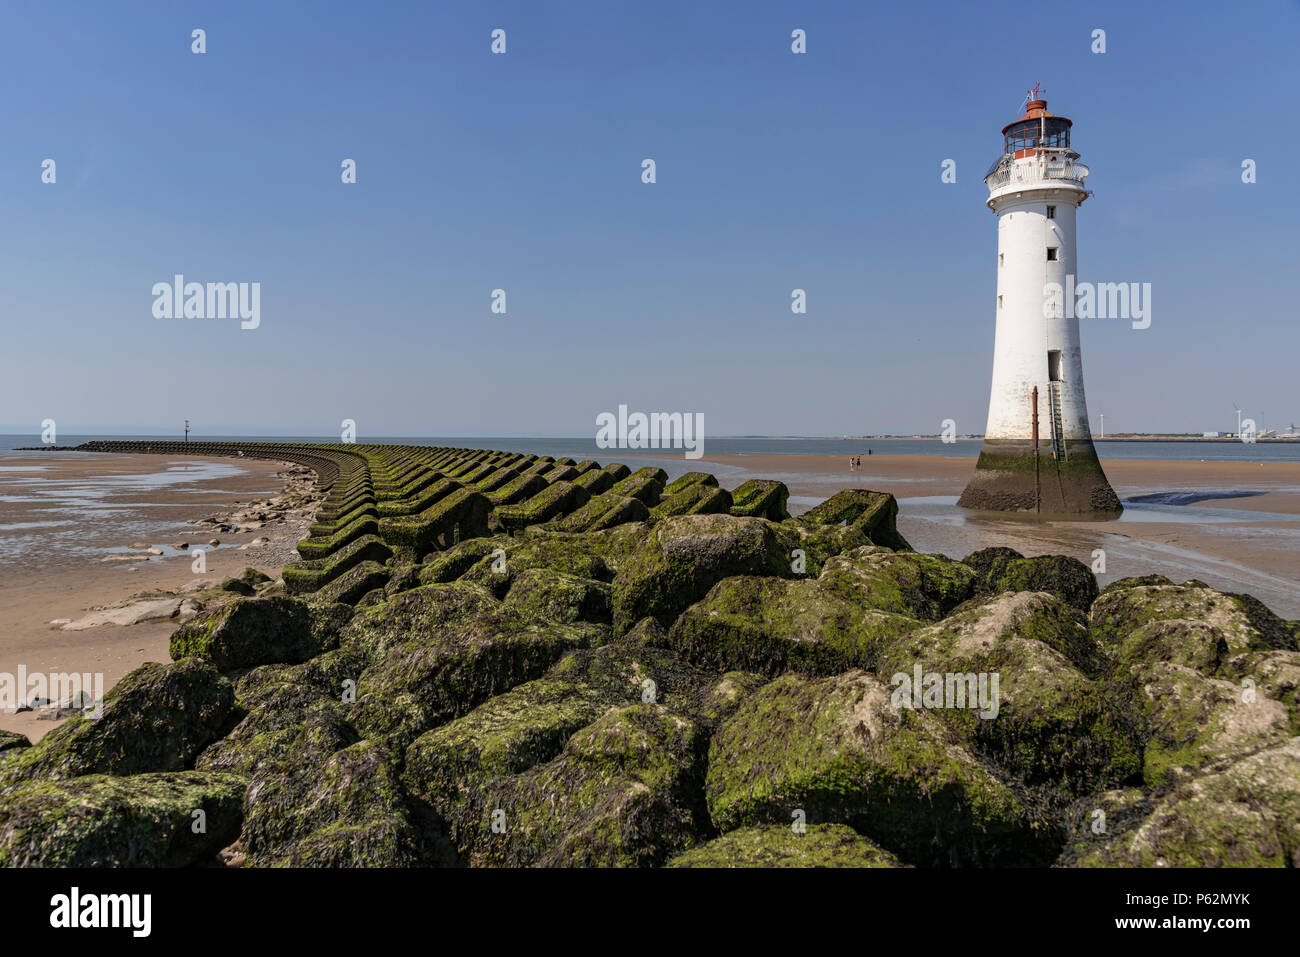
0 454 317 741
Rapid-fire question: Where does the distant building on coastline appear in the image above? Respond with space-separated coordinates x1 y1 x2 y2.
958 88 1122 516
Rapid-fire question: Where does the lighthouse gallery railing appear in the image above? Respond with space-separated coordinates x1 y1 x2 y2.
985 160 1090 190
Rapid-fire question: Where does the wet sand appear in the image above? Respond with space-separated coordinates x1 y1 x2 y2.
0 454 312 741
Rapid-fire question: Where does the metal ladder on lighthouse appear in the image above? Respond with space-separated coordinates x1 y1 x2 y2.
1047 381 1068 461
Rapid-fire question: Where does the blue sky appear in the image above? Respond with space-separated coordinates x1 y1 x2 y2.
2 0 1298 438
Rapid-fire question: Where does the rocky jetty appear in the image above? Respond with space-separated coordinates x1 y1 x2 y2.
2 441 1297 867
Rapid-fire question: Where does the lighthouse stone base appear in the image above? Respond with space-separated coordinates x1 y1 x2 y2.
957 438 1122 516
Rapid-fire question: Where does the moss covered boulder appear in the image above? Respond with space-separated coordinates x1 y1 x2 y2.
0 770 247 867
611 514 794 633
707 670 1044 866
196 683 359 778
1121 661 1292 787
404 634 717 837
729 479 790 521
1217 649 1300 735
667 823 905 868
818 546 976 622
501 568 612 624
1091 584 1296 661
170 596 351 670
494 481 590 533
1 659 234 792
799 489 910 550
243 739 422 867
1071 737 1300 867
452 704 710 867
650 483 733 520
665 576 918 677
377 487 492 554
773 520 871 577
349 607 606 748
968 550 1098 613
875 592 1140 793
544 492 649 533
340 581 502 661
310 560 390 606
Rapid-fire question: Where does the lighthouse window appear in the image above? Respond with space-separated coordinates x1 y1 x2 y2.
997 295 1003 310
1046 247 1059 262
1046 206 1056 219
999 253 1004 267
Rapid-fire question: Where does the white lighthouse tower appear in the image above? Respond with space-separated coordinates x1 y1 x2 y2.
959 87 1121 515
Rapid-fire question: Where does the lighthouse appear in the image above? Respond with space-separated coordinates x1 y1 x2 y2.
958 88 1122 515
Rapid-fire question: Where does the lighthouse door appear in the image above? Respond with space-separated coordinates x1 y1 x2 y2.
1047 350 1063 382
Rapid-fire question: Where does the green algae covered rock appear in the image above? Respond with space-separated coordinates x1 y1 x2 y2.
453 704 710 867
773 520 871 577
684 670 769 725
1071 737 1300 867
170 596 351 670
663 472 718 496
0 731 30 754
1056 787 1156 866
282 534 393 594
1121 661 1292 787
1 659 234 792
611 514 794 633
377 487 491 554
243 739 422 867
968 549 1098 613
501 568 612 624
706 670 1042 866
543 492 649 533
799 489 910 550
340 581 502 662
729 479 790 521
0 770 247 867
349 608 606 748
876 592 1140 794
196 683 359 778
403 631 720 837
452 527 649 596
295 513 380 561
665 576 918 677
1218 649 1300 735
667 823 905 868
818 546 976 622
1091 584 1296 661
310 560 390 606
494 481 590 533
418 537 504 585
610 468 666 506
650 483 733 520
